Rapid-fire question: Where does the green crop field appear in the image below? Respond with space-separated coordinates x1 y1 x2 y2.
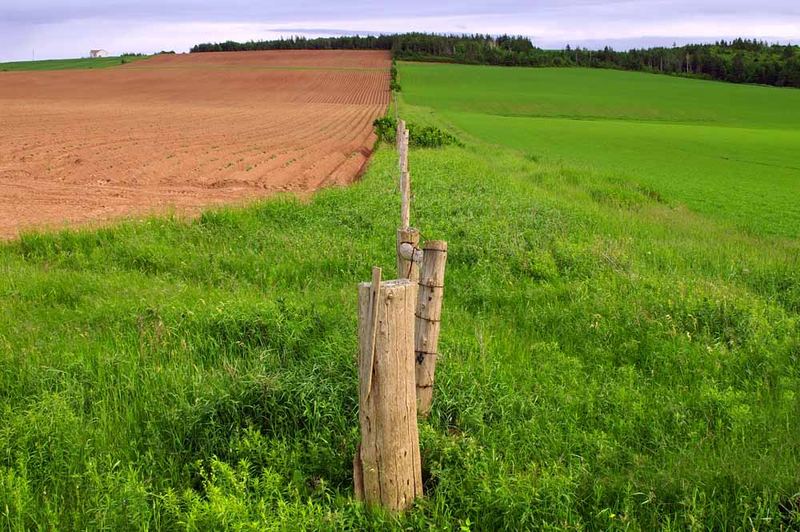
0 55 149 71
0 61 799 530
401 63 800 238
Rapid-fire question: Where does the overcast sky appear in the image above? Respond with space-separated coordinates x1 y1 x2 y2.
1 1 798 62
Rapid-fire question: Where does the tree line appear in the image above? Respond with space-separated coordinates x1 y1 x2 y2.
190 34 800 89
190 35 394 53
589 39 800 88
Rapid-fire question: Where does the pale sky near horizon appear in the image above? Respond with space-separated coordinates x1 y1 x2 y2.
1 1 799 62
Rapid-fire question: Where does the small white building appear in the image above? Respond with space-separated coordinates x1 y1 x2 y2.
89 49 109 58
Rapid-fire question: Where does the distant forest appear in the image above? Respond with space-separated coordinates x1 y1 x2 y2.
191 33 800 88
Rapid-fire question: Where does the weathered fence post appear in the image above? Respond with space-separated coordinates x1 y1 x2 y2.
396 119 405 164
396 228 420 281
400 147 411 229
415 241 448 417
396 120 418 281
354 269 423 511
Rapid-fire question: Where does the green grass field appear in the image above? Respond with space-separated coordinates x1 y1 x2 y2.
0 63 798 529
401 63 800 238
0 55 149 71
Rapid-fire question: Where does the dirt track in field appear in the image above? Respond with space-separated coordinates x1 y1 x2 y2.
0 50 391 237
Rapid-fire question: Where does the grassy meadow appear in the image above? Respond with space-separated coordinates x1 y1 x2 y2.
401 63 800 238
0 55 149 71
0 62 798 529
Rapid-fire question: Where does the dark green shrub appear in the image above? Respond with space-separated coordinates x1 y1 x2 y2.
372 116 461 148
390 62 401 91
373 117 397 144
410 125 461 148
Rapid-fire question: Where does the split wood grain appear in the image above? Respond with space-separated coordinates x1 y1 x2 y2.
355 278 423 511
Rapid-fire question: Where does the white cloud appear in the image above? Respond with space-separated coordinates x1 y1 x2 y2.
1 2 799 62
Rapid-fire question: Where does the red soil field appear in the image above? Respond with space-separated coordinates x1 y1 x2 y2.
0 50 391 237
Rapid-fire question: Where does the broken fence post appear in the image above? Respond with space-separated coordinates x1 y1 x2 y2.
354 270 423 512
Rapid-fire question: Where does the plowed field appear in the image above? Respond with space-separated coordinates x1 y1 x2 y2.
0 50 391 237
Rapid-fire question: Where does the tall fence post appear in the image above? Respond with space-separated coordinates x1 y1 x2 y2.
396 119 407 175
396 120 404 151
396 120 418 282
354 270 423 512
400 148 411 229
415 241 448 417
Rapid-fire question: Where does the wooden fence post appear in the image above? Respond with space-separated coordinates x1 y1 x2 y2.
396 228 420 281
396 120 404 153
415 241 448 417
399 129 411 230
396 119 407 175
354 272 423 511
396 119 417 280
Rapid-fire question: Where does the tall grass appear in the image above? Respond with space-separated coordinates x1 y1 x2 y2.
0 73 798 529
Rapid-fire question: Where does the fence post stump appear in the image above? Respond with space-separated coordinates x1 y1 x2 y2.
415 241 448 417
354 276 423 511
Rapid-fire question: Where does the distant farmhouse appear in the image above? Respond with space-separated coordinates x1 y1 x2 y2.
89 49 109 58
